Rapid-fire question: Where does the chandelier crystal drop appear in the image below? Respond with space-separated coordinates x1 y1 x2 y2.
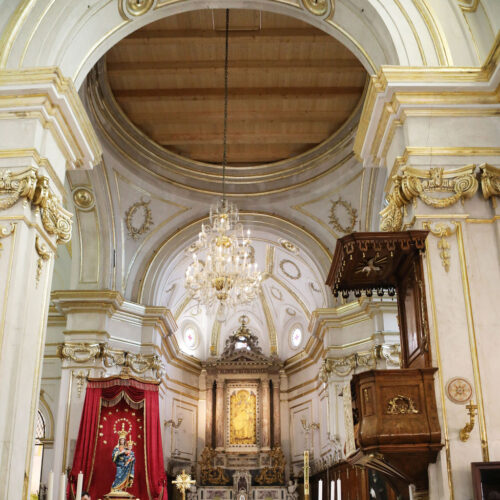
184 10 262 319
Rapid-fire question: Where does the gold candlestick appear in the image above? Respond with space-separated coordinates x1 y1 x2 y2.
304 450 310 500
172 469 196 500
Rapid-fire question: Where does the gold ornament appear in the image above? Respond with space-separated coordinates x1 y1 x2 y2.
386 395 419 415
35 235 51 286
59 342 101 363
0 168 72 243
279 259 301 280
72 187 94 210
329 197 357 234
381 165 478 232
199 447 229 485
119 0 154 19
172 470 196 500
125 200 154 240
480 163 500 200
0 223 15 259
279 238 299 254
255 447 285 485
302 0 329 16
422 222 457 272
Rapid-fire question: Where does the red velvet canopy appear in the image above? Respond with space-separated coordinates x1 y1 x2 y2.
69 376 167 499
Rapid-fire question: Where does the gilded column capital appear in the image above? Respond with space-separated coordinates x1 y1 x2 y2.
59 342 102 364
480 164 500 200
380 165 478 231
320 343 400 379
59 342 165 380
0 167 73 243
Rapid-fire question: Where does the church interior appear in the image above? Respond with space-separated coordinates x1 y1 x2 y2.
0 1 499 500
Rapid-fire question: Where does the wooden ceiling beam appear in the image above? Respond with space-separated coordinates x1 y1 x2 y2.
114 86 364 99
124 28 331 41
106 59 365 71
131 114 351 125
155 133 332 145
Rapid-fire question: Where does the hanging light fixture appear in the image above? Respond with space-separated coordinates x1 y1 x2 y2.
184 9 262 320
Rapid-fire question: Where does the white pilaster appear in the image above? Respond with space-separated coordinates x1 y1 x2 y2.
0 68 100 500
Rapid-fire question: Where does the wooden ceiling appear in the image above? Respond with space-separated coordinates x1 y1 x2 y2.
106 9 367 165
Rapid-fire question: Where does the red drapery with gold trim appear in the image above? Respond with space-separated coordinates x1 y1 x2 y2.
69 377 167 499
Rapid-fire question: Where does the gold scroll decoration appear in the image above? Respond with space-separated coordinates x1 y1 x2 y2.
422 222 457 272
229 389 257 445
35 235 52 285
255 447 286 485
0 223 15 259
480 164 500 200
199 447 229 485
0 167 72 243
380 165 478 232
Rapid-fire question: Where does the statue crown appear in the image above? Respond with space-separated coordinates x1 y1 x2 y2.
117 423 128 440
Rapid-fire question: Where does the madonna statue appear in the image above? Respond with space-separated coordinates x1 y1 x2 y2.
111 435 136 492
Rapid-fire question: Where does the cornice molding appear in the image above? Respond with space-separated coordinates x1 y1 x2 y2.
354 35 500 167
0 67 102 170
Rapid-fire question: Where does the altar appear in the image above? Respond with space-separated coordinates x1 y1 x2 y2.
195 317 287 500
192 485 286 499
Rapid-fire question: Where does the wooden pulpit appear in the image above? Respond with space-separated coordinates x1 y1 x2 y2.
326 231 443 497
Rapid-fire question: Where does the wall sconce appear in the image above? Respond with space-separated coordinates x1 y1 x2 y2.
164 418 183 458
301 418 320 432
459 401 478 442
164 418 183 429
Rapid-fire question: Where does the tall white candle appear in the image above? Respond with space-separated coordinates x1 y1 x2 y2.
47 471 54 500
318 479 323 500
337 478 341 500
75 472 83 500
59 473 66 500
330 480 335 500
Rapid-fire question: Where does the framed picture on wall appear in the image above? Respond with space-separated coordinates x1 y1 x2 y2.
472 462 500 500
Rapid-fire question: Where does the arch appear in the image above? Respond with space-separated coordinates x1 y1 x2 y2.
137 211 332 305
0 0 459 89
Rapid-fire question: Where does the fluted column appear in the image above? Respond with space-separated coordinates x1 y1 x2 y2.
272 377 281 448
261 376 271 450
205 376 214 448
215 378 225 449
0 69 100 500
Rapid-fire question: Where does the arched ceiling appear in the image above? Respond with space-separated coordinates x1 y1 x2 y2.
105 9 367 166
156 227 329 362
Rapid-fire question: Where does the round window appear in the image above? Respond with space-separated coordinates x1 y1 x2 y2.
183 326 198 349
290 327 302 348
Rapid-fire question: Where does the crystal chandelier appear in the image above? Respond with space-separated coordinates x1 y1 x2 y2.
184 10 262 319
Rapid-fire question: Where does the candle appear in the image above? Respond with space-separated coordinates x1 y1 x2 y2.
47 471 54 500
75 472 83 500
318 479 323 500
337 478 341 500
59 473 66 500
330 480 335 500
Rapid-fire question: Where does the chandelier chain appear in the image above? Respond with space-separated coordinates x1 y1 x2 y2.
222 8 230 201
184 8 262 320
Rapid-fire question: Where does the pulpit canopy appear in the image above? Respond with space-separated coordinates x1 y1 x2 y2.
326 231 428 298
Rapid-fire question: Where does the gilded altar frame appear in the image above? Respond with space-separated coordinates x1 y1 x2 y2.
225 382 261 451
